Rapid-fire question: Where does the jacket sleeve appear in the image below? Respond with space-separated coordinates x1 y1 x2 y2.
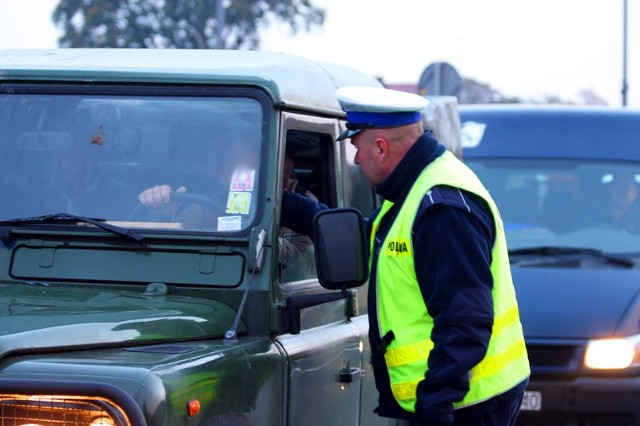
412 187 496 424
280 190 329 238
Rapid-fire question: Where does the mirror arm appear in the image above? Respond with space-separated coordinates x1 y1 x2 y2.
280 291 347 335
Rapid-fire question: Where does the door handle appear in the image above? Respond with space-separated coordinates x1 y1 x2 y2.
339 367 364 383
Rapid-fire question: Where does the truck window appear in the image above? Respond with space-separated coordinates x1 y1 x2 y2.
279 129 333 283
1 87 266 233
278 124 378 284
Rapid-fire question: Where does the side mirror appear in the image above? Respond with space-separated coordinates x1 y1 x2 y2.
312 208 369 290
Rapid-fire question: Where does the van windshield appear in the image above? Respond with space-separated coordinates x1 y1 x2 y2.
0 90 264 233
466 159 640 254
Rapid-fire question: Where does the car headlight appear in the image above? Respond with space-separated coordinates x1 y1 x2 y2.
584 334 640 369
0 394 131 426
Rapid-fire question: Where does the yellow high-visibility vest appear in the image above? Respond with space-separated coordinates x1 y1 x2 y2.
370 150 530 412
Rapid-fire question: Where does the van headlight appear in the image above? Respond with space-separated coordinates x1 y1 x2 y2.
584 334 640 369
0 394 131 426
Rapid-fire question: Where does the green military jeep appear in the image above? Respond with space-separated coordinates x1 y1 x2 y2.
0 49 387 426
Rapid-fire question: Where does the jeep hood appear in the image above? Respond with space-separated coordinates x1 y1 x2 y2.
513 268 640 339
0 284 238 357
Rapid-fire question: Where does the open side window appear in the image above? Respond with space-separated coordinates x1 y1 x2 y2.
277 113 339 285
279 129 333 284
276 113 378 285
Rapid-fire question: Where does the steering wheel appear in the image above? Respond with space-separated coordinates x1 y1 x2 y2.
127 190 228 222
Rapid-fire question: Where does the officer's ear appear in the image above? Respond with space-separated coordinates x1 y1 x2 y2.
373 137 389 163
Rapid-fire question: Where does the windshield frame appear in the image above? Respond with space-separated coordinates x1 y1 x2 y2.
0 83 271 237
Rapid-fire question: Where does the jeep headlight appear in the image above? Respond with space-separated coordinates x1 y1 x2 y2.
0 394 130 426
584 334 640 369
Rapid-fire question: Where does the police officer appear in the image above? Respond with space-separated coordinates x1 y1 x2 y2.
283 86 530 426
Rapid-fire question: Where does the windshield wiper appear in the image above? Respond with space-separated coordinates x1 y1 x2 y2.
509 246 634 268
0 213 146 247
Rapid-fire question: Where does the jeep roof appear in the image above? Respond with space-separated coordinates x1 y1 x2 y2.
0 48 381 116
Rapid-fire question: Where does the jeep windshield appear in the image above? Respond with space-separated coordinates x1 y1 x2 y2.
0 86 264 233
466 158 640 255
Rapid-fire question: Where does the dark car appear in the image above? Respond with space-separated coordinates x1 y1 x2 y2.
460 105 640 425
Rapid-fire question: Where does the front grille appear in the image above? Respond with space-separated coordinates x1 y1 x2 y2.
527 343 581 368
0 394 130 425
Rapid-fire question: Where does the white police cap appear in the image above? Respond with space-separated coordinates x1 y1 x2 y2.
336 86 429 141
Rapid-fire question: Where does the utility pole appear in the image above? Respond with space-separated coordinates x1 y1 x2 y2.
622 0 628 106
215 0 226 49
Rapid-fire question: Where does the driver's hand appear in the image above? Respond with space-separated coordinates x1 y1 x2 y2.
139 184 181 207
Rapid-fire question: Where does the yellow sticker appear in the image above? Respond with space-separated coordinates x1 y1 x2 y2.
226 191 252 214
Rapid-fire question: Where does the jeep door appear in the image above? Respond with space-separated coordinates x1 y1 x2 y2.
274 112 384 426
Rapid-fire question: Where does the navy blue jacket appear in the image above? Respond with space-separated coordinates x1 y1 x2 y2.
281 132 527 425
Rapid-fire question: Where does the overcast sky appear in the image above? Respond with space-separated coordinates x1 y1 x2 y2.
1 0 638 107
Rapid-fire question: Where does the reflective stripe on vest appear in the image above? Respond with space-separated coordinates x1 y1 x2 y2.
371 150 530 412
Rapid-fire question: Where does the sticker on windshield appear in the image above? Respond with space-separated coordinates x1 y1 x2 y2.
230 169 255 192
461 121 487 149
226 191 252 215
217 215 242 231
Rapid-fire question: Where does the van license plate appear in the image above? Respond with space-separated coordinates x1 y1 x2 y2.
520 390 542 411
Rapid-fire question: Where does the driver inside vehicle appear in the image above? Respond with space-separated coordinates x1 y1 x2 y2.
138 142 318 281
605 172 640 230
15 125 136 220
279 150 316 282
137 137 259 230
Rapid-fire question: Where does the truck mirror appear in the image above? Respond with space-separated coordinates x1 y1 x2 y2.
312 208 369 290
